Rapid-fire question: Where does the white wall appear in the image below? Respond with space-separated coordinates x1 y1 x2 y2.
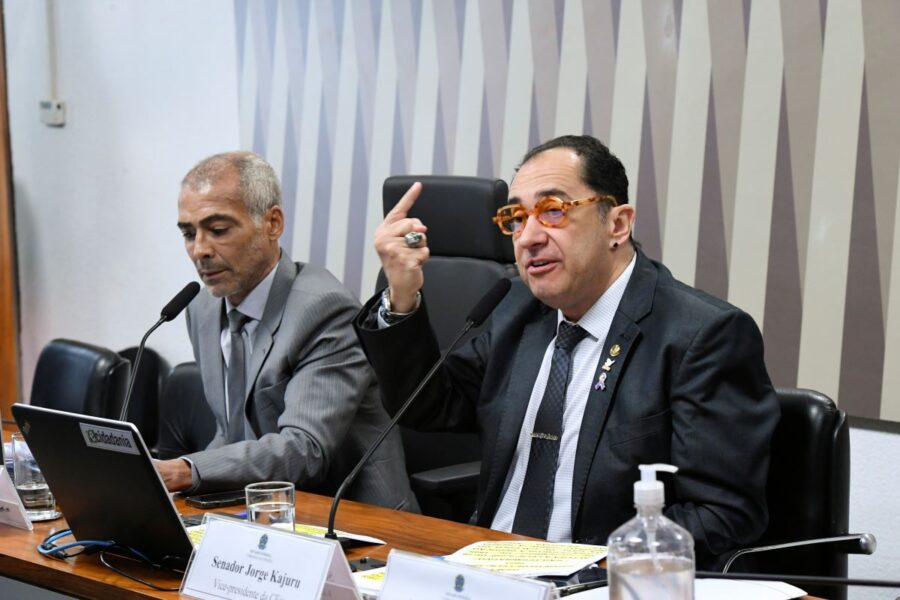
3 3 900 598
4 0 240 399
848 425 900 599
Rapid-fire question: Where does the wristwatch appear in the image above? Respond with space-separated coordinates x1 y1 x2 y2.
379 289 421 324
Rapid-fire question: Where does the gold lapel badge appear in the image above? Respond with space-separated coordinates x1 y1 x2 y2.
595 347 621 391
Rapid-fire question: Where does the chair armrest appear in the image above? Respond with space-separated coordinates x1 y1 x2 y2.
723 533 877 573
409 461 481 494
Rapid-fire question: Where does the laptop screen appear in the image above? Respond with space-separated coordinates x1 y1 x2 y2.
11 403 194 567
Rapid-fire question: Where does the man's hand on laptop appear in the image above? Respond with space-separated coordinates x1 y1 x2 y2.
154 458 193 492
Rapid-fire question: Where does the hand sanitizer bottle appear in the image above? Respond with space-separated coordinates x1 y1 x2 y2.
607 464 695 599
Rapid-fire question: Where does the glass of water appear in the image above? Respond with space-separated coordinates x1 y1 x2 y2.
11 433 61 521
245 481 295 531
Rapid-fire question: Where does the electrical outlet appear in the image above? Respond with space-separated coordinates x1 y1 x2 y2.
39 100 66 127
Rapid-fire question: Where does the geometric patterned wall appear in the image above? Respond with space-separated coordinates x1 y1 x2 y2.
233 0 900 422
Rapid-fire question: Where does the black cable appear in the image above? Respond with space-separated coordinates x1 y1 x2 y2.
38 529 184 591
98 549 182 592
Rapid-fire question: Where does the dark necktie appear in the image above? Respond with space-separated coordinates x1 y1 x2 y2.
512 321 588 538
226 309 250 443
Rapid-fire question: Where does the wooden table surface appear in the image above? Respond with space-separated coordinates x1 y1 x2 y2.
1 420 531 598
0 490 536 599
1 421 821 600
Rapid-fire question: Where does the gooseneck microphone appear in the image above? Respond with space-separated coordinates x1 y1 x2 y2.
118 282 201 422
326 278 512 544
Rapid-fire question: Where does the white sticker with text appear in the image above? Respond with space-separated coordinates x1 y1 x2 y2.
79 423 140 455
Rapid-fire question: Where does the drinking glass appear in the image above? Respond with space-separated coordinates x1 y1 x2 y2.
11 433 61 521
245 481 295 531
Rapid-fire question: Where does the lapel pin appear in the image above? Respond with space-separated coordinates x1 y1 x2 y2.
595 372 608 391
610 344 621 357
602 358 615 372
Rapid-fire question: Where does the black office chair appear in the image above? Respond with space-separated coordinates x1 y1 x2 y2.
156 362 216 459
378 175 517 521
30 338 130 418
726 387 875 600
119 346 171 453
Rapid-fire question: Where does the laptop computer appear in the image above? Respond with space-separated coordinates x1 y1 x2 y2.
11 403 194 567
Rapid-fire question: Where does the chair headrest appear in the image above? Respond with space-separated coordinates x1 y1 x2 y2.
383 176 515 263
31 338 129 417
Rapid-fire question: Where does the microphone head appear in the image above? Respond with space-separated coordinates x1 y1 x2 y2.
160 282 201 321
466 278 512 327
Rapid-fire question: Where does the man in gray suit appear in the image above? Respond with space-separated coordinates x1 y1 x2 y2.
155 151 417 511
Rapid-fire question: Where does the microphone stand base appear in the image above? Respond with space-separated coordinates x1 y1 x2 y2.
348 556 386 572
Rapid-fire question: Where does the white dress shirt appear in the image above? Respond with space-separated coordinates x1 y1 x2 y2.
491 254 636 541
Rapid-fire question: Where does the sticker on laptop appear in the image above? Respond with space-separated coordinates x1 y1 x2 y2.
79 423 140 455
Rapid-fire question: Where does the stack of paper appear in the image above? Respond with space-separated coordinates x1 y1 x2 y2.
443 540 608 577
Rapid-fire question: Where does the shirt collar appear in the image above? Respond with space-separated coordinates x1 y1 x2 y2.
558 252 637 340
224 258 280 322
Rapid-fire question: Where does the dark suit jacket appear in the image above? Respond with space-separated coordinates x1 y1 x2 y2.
355 250 778 566
185 251 417 511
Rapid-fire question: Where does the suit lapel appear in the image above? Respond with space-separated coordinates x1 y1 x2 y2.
246 252 297 395
570 250 657 531
480 306 557 524
196 297 228 431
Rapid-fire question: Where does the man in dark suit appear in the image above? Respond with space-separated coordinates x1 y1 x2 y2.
155 151 416 511
354 135 778 566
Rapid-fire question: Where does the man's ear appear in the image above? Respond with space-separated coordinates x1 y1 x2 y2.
608 204 635 245
265 206 285 240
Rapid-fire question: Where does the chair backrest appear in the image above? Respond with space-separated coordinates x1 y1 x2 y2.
118 346 171 450
156 362 216 459
379 175 517 348
378 176 516 519
30 338 130 418
735 387 850 598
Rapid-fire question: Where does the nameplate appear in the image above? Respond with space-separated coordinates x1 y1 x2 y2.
181 514 360 600
0 467 32 531
380 549 555 600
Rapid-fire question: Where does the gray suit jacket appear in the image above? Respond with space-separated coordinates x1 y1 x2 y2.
185 251 417 511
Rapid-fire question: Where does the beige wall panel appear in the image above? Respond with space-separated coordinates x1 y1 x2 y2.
861 0 900 321
727 0 783 328
452 1 485 176
500 0 534 179
238 6 257 151
582 0 617 143
290 3 324 262
797 0 865 401
641 0 678 243
478 0 510 175
661 0 711 286
780 0 824 287
361 3 399 297
263 11 289 183
609 0 646 205
409 1 440 174
555 0 588 137
432 1 462 168
528 0 560 143
706 0 746 266
324 9 360 281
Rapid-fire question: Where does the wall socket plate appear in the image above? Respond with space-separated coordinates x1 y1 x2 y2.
39 100 66 127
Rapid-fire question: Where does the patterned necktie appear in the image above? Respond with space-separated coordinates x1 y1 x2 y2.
226 309 251 443
512 321 588 538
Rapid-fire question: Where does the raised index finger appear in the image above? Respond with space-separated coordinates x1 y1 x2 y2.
385 181 423 223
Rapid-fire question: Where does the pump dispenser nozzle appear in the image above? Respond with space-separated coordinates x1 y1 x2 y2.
634 463 678 506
